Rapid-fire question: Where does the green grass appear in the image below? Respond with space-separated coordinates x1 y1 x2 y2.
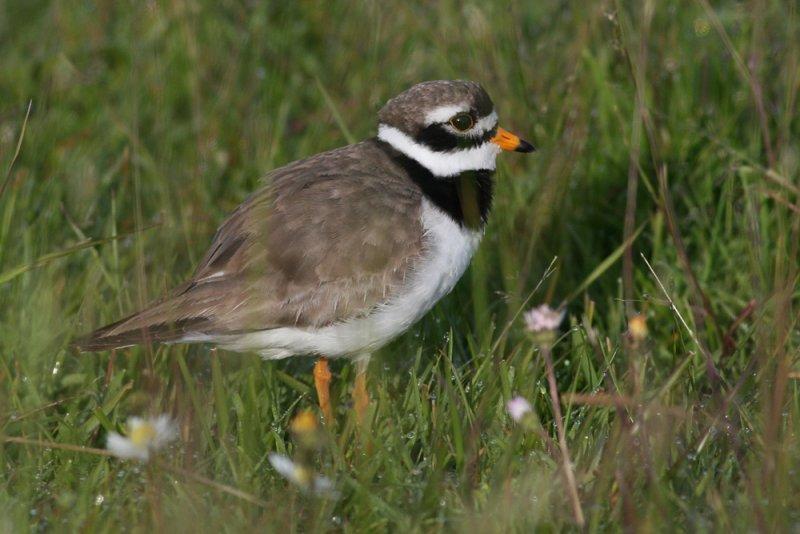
1 0 799 530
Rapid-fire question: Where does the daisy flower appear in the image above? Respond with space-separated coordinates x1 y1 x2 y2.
268 453 336 497
106 415 177 462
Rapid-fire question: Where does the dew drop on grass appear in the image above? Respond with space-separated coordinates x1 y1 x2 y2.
94 494 104 506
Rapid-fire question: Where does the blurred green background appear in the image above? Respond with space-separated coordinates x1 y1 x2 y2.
1 0 799 531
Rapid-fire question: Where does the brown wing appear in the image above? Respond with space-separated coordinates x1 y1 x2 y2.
76 140 424 351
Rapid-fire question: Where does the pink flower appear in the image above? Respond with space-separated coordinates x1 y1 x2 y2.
506 396 533 422
523 304 565 333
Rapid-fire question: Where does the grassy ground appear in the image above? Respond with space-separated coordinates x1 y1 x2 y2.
1 0 799 531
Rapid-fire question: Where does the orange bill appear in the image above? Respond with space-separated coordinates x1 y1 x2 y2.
491 127 535 153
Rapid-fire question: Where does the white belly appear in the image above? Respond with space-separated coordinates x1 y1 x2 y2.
217 199 482 359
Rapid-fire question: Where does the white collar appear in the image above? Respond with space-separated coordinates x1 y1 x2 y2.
377 124 500 177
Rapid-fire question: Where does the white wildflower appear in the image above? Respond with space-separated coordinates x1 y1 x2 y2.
268 453 337 497
506 396 533 422
106 415 177 462
523 304 565 333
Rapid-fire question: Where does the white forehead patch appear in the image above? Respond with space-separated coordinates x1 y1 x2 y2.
474 111 499 133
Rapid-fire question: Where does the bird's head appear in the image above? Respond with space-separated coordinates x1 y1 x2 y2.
377 80 534 177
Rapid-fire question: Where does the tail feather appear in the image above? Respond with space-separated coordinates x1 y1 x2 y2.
73 300 213 352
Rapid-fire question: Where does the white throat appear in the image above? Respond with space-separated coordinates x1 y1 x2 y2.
377 124 500 177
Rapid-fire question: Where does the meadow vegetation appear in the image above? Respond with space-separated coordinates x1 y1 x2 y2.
1 0 799 530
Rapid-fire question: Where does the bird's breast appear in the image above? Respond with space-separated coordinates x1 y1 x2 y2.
325 197 481 352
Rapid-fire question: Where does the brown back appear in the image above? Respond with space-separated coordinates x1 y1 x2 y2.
77 139 425 350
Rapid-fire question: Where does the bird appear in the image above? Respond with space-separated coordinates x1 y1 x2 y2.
75 80 535 423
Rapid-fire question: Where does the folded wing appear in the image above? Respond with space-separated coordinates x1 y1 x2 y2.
75 141 424 351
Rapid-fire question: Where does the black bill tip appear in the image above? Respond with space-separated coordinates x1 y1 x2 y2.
515 139 536 153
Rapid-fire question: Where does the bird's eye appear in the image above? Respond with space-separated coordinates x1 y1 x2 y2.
449 113 474 131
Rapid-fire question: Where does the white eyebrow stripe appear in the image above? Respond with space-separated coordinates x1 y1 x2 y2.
377 124 500 177
424 104 469 125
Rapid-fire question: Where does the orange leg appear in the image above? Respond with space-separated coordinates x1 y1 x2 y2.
313 357 333 423
352 356 371 425
353 369 370 423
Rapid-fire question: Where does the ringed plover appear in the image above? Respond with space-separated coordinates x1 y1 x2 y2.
77 80 535 422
